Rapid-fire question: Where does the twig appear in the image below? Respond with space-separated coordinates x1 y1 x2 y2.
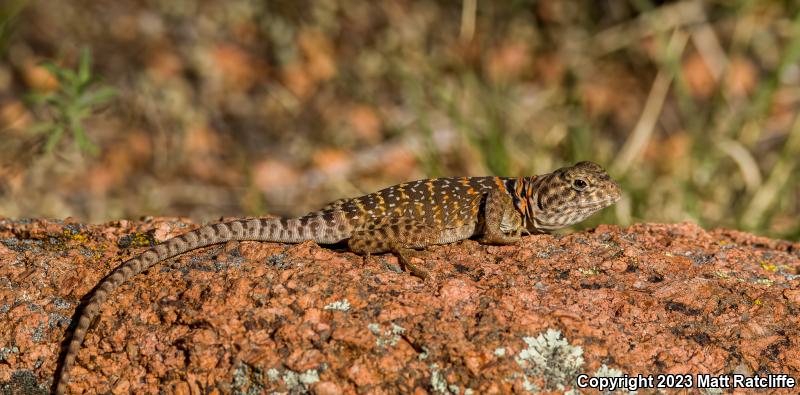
460 0 477 43
613 29 689 175
592 0 704 55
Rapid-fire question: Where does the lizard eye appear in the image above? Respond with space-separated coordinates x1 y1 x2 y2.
573 179 588 190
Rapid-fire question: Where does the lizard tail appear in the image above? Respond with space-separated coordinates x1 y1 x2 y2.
54 215 350 394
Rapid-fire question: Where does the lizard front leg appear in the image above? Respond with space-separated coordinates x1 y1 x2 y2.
479 189 523 245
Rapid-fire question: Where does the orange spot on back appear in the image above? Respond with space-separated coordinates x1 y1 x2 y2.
514 177 527 212
494 177 507 192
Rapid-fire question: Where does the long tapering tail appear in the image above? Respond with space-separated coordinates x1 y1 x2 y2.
54 215 351 394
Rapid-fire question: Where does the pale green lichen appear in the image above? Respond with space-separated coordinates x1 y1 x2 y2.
514 328 584 392
368 322 405 348
323 299 351 311
429 363 473 394
298 370 319 385
266 368 280 382
593 364 624 377
390 322 405 335
367 323 381 334
430 364 448 393
754 278 774 286
494 347 506 357
231 363 265 395
264 367 319 393
0 346 19 362
521 376 538 393
282 370 299 389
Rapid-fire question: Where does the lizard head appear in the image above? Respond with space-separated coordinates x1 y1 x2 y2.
529 161 621 230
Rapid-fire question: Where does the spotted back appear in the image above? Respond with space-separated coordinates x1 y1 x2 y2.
327 177 502 231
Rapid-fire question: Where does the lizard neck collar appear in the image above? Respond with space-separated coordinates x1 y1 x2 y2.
508 176 538 234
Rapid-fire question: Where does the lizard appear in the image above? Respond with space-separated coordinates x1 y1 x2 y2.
53 160 621 394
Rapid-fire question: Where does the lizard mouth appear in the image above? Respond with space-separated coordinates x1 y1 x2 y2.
581 188 623 208
565 197 619 211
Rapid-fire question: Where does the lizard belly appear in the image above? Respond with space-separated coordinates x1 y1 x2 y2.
436 223 477 244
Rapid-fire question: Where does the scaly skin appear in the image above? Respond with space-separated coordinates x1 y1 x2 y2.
53 161 621 394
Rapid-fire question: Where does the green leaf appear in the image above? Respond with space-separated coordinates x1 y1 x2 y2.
77 47 91 85
24 90 53 105
41 62 63 81
43 94 63 107
62 68 77 87
24 46 115 157
76 86 116 108
71 121 99 156
70 106 91 120
43 125 64 152
27 122 55 134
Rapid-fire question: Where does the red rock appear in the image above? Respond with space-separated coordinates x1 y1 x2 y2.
411 387 428 395
347 359 381 387
313 381 342 395
1 219 800 393
784 289 800 304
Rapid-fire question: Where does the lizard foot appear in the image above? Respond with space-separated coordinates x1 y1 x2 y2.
393 247 429 280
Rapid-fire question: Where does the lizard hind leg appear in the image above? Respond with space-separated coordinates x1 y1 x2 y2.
347 217 440 279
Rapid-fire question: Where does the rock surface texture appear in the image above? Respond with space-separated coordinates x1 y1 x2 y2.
0 218 799 394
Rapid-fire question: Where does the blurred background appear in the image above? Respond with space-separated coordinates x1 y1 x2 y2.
0 0 798 240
